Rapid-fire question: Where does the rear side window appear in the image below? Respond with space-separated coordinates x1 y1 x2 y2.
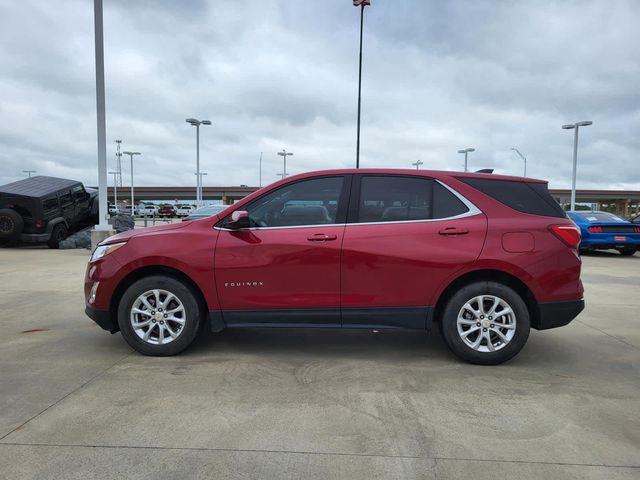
358 176 433 223
433 182 469 219
59 191 72 206
458 178 565 218
42 196 59 212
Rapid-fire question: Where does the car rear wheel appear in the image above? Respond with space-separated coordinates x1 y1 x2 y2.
0 209 23 244
118 275 202 356
440 281 530 365
620 247 636 256
47 223 68 249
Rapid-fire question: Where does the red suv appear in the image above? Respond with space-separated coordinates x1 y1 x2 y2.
85 169 584 364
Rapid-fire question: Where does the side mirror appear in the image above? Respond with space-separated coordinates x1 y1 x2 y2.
227 210 250 229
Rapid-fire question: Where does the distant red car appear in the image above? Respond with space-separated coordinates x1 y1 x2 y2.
157 205 176 218
85 169 584 364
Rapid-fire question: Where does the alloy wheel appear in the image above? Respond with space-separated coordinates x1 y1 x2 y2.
130 289 186 345
456 295 516 353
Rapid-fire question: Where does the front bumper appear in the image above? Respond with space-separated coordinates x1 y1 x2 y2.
85 304 118 333
534 299 585 330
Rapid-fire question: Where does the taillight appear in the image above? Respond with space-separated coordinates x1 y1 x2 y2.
588 226 603 233
549 225 581 249
635 227 640 233
34 219 45 228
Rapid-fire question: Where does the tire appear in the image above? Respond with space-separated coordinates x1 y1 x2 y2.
0 209 24 242
118 275 202 356
620 248 636 256
47 223 68 249
440 281 530 365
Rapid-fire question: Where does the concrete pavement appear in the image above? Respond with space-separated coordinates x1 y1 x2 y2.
0 247 638 479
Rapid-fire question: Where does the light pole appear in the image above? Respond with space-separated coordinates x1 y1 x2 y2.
457 148 475 172
412 160 423 170
511 147 527 177
277 149 294 178
22 170 36 178
195 172 208 204
123 151 140 212
276 173 287 180
109 171 118 208
353 0 371 168
186 118 211 205
562 121 593 211
93 0 109 230
259 152 263 188
115 139 123 187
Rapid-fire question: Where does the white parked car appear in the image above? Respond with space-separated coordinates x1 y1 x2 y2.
138 204 159 217
175 204 196 217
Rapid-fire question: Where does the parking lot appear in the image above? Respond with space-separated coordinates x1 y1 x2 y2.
0 247 638 479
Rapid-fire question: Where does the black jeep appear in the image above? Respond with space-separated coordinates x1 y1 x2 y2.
0 176 98 248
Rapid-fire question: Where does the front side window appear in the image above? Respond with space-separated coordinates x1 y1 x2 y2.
357 176 433 223
240 176 344 228
59 191 72 206
71 184 87 201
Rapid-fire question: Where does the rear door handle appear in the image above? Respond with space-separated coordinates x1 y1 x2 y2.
307 233 338 242
438 227 469 236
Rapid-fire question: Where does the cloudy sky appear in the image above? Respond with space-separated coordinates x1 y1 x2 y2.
0 0 639 190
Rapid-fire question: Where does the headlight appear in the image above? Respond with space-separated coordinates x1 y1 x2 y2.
90 241 127 262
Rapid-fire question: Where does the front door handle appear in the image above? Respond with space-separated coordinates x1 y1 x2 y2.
438 227 469 236
307 233 338 242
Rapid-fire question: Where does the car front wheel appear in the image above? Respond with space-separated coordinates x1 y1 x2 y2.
440 281 530 365
118 276 202 356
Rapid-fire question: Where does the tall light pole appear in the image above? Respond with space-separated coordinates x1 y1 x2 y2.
123 151 140 212
412 160 423 170
353 0 371 168
259 152 263 188
22 170 36 178
277 149 293 178
457 148 475 172
562 121 592 211
195 172 208 203
115 139 123 187
109 171 118 208
186 118 211 205
511 147 527 177
93 0 109 230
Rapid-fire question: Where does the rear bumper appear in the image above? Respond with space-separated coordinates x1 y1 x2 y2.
85 304 118 333
19 232 51 243
534 299 584 330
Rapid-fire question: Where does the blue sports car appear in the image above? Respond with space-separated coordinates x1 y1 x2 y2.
567 211 640 256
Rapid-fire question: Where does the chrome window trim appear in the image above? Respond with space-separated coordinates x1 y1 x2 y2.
214 179 482 232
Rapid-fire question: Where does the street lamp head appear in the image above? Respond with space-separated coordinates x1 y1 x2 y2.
123 151 140 156
562 124 576 130
576 121 593 127
201 120 212 125
458 148 475 154
185 118 199 125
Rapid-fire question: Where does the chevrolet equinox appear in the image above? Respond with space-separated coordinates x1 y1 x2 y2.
85 169 584 364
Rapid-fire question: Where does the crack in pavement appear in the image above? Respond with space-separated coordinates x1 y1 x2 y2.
0 441 638 469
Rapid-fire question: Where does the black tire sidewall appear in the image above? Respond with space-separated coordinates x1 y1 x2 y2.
620 248 636 256
0 209 23 240
47 223 68 249
441 281 530 365
118 276 202 356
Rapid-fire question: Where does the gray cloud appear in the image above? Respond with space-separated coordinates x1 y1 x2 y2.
0 0 638 191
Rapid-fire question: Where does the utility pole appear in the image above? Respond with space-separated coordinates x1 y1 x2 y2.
457 148 475 172
115 139 123 186
93 0 109 230
277 149 294 178
511 147 527 177
353 0 371 168
412 160 423 170
22 170 36 178
109 171 118 208
562 121 593 211
123 151 140 212
185 118 212 205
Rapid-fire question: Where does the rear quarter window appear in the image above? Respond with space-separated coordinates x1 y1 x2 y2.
457 177 566 218
42 196 59 213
